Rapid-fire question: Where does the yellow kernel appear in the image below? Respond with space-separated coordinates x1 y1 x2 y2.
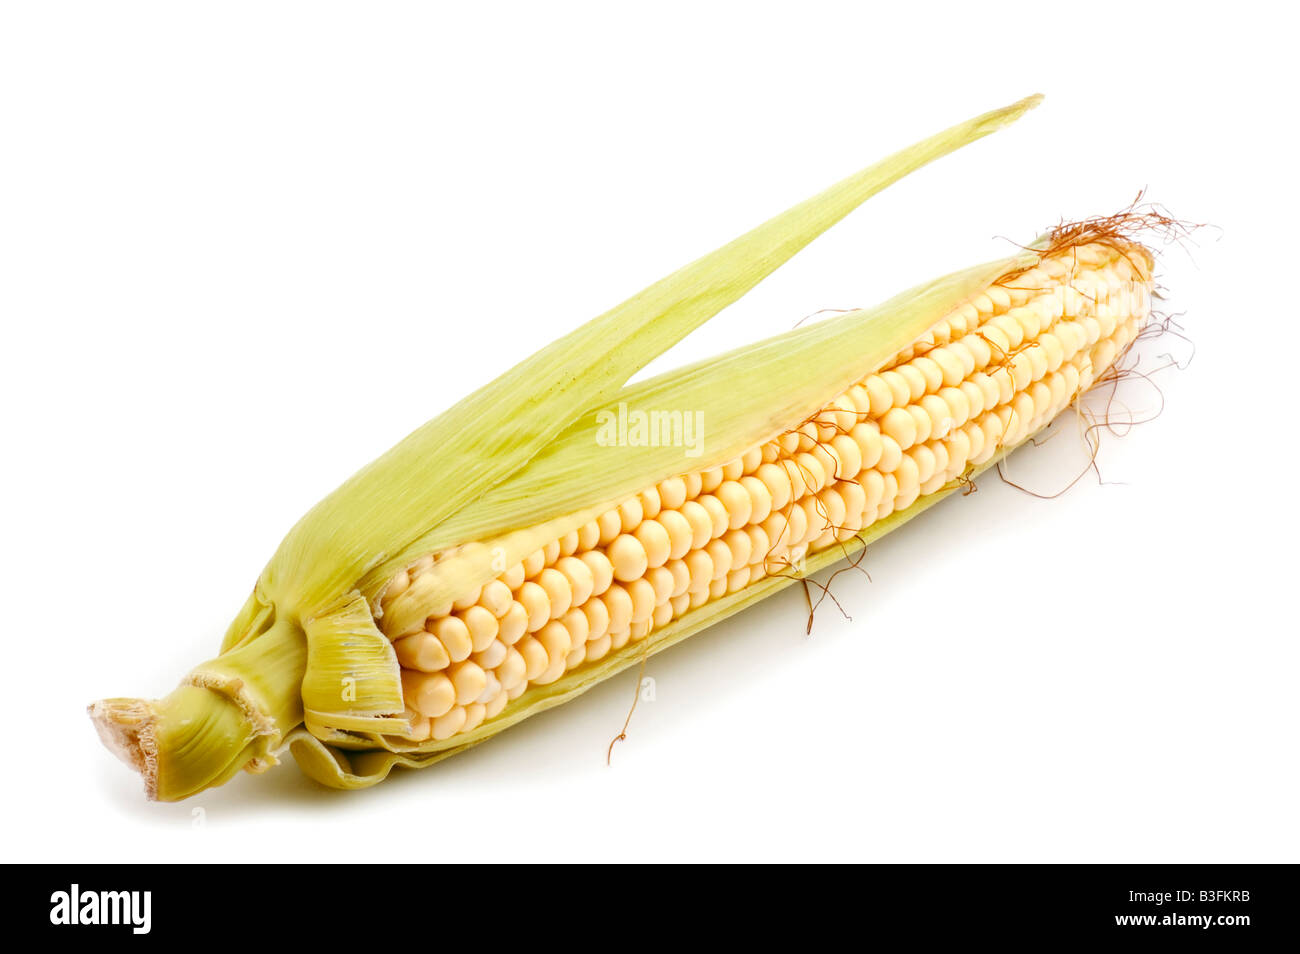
908 404 932 445
522 548 546 579
850 471 879 515
830 433 862 481
919 393 951 440
838 480 867 533
646 565 675 605
577 520 601 551
697 493 730 539
401 669 456 719
657 508 694 560
497 601 528 645
876 434 902 473
585 634 612 663
449 660 487 707
715 480 753 530
910 443 937 484
603 585 634 632
892 365 923 403
431 706 467 741
582 598 611 641
705 538 733 579
474 639 508 671
657 476 688 511
484 690 508 720
560 608 590 647
557 529 580 556
617 497 644 534
633 519 672 569
939 386 971 430
462 702 487 734
684 550 714 590
637 487 662 520
911 355 944 393
930 346 967 386
723 528 752 568
864 375 894 416
815 487 846 535
579 550 614 598
394 632 451 672
403 708 431 743
986 285 1012 312
880 370 910 407
740 475 773 524
597 509 623 545
555 555 595 607
626 578 657 622
893 453 921 511
537 621 573 665
516 581 551 632
666 558 692 597
498 646 529 689
972 372 1000 412
479 579 513 618
608 533 649 582
460 605 500 653
993 314 1025 351
755 462 793 510
679 499 714 550
980 325 1012 358
653 600 674 628
793 451 828 495
944 428 971 475
1039 332 1065 372
784 503 810 547
881 407 917 449
431 616 473 663
851 421 882 470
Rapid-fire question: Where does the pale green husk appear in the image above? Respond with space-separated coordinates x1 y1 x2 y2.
90 94 1044 800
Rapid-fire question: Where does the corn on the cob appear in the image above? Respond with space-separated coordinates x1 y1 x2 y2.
88 94 1160 800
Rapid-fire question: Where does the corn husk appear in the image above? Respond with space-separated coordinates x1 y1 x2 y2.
91 95 1044 800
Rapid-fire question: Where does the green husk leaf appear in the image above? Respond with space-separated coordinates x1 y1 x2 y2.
300 593 408 731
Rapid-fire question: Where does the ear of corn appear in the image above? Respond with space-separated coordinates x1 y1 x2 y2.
290 234 1153 789
88 94 1157 801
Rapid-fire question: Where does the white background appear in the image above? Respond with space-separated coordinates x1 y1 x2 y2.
2 2 1295 863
